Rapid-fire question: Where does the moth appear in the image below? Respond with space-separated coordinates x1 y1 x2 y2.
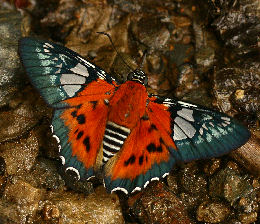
18 37 250 194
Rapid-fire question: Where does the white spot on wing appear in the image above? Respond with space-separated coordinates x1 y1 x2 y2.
77 56 95 68
131 187 142 193
70 63 89 77
177 108 194 122
173 124 187 140
53 135 60 143
65 167 80 180
144 181 150 188
209 122 214 127
50 125 54 133
60 73 86 97
44 48 50 53
111 187 128 194
178 101 198 108
162 172 169 178
63 85 82 97
222 122 228 127
202 123 208 130
175 117 196 138
58 145 61 152
44 43 54 48
151 177 159 181
221 117 230 121
60 156 65 165
87 176 95 181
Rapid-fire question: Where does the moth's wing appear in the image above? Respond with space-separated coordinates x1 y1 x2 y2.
18 37 117 108
19 37 118 180
103 95 250 194
104 101 178 194
52 80 115 180
151 96 251 162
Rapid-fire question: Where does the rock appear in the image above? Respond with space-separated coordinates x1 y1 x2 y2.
203 158 221 175
23 157 65 190
1 179 44 223
0 87 51 143
131 16 170 50
231 134 260 176
128 181 193 224
197 201 230 223
209 162 258 212
179 163 207 196
0 131 39 176
0 10 25 107
44 186 124 224
238 212 258 224
214 67 260 114
211 0 260 57
4 179 43 205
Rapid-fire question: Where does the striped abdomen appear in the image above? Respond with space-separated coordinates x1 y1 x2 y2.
102 121 130 164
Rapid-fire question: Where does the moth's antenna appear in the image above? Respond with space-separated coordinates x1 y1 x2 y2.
97 32 134 72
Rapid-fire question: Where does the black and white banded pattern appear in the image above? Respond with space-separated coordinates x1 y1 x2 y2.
102 121 130 164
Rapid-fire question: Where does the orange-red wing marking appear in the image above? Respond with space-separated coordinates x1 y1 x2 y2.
104 100 177 193
57 78 116 178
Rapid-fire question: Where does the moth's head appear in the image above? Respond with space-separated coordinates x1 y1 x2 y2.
127 69 148 86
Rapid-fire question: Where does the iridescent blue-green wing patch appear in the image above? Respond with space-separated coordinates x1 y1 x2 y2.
18 37 117 108
153 97 250 162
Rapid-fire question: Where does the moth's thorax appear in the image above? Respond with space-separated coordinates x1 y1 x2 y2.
108 81 148 128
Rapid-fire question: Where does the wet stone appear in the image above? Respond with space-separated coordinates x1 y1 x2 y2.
238 212 258 223
131 17 170 50
209 162 256 206
45 186 124 224
23 157 65 190
0 87 50 143
179 163 208 196
1 179 44 223
197 201 230 223
4 179 43 205
0 10 25 107
203 158 221 176
0 131 39 176
231 135 260 176
128 181 193 224
42 204 60 221
211 0 260 57
214 67 260 114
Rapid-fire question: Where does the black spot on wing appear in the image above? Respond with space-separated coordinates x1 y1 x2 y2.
90 101 98 110
148 124 157 133
71 110 77 117
139 155 144 165
147 143 156 153
77 114 85 124
76 131 84 139
83 136 90 152
141 115 149 120
147 143 163 153
124 155 136 166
